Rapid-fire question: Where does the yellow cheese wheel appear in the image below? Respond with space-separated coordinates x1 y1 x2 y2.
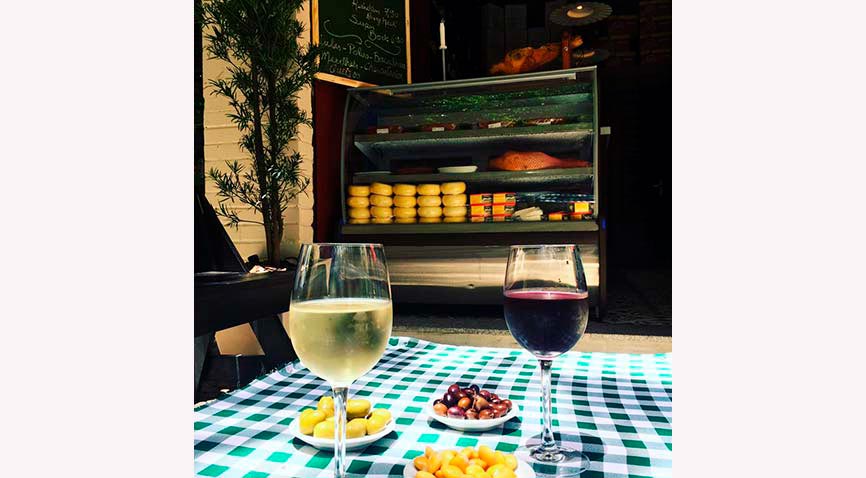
347 185 370 197
370 206 393 218
369 194 393 207
393 184 417 196
349 218 371 224
393 207 417 218
371 217 393 224
441 182 466 195
443 216 467 223
417 195 442 207
418 206 443 218
442 194 467 207
393 195 417 208
419 217 442 223
395 217 417 224
370 182 392 196
417 184 440 196
348 207 371 219
443 206 468 217
346 196 370 208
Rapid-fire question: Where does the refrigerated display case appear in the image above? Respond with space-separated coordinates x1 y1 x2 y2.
338 67 605 313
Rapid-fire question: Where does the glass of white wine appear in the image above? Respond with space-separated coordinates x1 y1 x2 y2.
289 243 393 478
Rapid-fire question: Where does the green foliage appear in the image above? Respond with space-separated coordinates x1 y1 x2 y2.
200 0 320 263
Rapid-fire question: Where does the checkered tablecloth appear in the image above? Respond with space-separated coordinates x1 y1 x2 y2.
194 337 672 478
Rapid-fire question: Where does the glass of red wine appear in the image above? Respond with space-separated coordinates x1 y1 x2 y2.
504 244 590 476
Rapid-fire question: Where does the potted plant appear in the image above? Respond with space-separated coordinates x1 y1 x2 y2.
200 0 320 267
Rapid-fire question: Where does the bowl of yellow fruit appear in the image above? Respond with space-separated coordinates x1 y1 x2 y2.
289 395 395 451
404 445 534 478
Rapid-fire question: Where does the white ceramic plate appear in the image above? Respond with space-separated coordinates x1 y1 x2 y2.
288 414 395 451
403 455 536 478
426 396 520 432
437 166 478 173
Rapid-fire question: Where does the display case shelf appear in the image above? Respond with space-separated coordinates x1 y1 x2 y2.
342 220 598 235
354 123 592 161
352 167 593 186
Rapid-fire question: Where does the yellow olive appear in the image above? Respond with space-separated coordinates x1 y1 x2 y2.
318 396 335 417
366 415 388 435
369 408 391 422
346 399 371 419
347 418 368 438
299 409 326 435
312 418 335 438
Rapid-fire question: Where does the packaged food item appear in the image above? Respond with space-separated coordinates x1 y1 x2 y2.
470 204 516 216
393 195 417 208
548 211 566 221
370 206 393 219
393 184 417 196
394 207 417 218
419 217 443 223
570 212 585 220
417 184 441 196
346 196 370 208
347 185 370 197
469 193 492 205
365 125 402 134
443 216 467 223
442 194 467 207
419 123 457 132
418 206 443 218
369 194 393 207
513 207 543 221
370 182 392 196
492 192 516 204
441 182 466 195
348 207 371 219
523 117 566 126
395 217 417 224
417 195 442 207
371 217 393 224
477 120 516 129
348 218 370 224
569 201 594 214
443 206 468 217
470 214 513 223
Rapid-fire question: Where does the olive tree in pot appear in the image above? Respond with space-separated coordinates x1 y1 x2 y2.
201 0 320 267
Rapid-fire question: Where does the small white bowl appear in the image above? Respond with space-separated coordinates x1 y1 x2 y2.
437 166 478 173
288 414 395 451
403 455 536 478
426 396 520 432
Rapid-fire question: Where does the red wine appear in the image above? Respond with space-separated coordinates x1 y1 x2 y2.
504 290 589 358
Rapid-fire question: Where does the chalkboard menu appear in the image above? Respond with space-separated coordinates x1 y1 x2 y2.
312 0 411 87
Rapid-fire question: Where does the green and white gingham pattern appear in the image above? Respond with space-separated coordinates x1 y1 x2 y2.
194 337 672 478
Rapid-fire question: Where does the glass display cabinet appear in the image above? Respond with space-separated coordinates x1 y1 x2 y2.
338 67 605 312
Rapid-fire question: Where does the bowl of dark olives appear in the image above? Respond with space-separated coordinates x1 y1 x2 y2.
427 383 519 431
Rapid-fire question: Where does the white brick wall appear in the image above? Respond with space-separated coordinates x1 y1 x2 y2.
203 2 315 263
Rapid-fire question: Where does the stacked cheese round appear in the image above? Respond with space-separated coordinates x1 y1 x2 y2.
347 185 371 223
392 184 416 221
441 182 467 222
416 183 442 221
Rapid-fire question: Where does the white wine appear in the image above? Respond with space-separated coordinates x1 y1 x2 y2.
289 298 393 387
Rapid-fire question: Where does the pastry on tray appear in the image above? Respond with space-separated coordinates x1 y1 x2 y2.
419 123 458 132
523 117 567 126
476 119 516 129
365 125 403 134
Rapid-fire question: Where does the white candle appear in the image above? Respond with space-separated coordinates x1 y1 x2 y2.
439 20 446 49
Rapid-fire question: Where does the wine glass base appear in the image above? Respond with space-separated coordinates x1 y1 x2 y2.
515 444 590 477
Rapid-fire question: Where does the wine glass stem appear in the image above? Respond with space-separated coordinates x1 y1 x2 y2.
539 359 557 451
332 386 349 478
